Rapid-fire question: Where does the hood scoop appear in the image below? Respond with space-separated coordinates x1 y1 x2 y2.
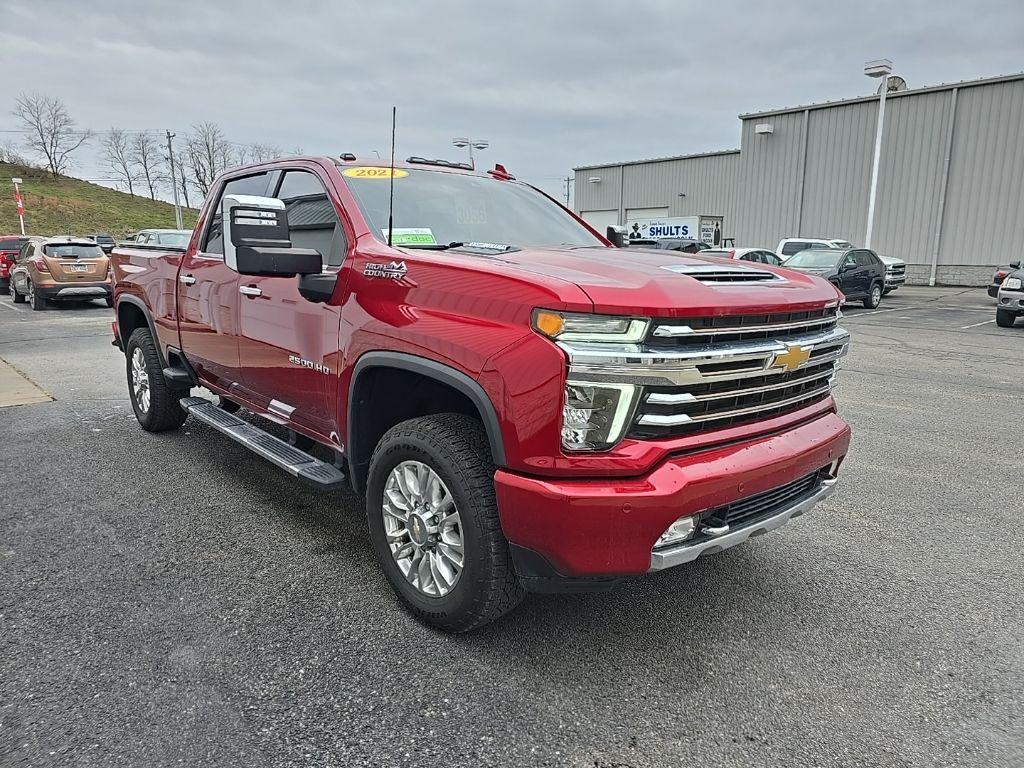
660 263 782 284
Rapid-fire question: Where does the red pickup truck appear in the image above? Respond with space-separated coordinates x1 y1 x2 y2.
110 155 851 631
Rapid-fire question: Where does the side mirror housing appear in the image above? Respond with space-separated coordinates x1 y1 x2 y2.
223 194 323 277
840 261 856 273
606 225 629 248
1011 261 1021 269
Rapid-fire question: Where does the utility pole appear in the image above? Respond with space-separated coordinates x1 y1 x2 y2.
563 175 573 208
166 130 184 229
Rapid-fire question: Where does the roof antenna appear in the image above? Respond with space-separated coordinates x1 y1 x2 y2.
387 106 396 248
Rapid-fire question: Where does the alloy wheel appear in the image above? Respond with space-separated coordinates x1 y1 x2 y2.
131 347 151 413
381 460 465 597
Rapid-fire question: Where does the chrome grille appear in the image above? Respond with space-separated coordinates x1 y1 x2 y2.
619 311 848 439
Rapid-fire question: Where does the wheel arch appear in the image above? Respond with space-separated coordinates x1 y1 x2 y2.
347 352 507 496
116 296 167 366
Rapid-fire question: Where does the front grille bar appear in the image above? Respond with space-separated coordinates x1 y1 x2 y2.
636 381 835 427
652 314 838 338
645 366 835 405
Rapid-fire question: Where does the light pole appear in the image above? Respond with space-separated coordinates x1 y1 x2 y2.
452 137 488 168
864 58 894 249
165 130 184 230
11 177 25 235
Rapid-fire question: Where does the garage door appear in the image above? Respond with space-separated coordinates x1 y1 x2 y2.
580 210 619 231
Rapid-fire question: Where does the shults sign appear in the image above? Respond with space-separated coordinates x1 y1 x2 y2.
627 215 724 245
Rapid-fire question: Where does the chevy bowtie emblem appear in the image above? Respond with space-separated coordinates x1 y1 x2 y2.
772 344 811 372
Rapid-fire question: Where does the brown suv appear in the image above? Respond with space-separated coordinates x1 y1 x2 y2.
9 237 113 310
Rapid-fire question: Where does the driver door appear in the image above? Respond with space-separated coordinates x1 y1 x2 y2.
235 167 346 439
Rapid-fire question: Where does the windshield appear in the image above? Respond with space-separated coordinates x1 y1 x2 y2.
0 238 27 253
43 243 104 259
785 250 842 268
159 232 190 247
342 167 601 249
830 240 854 248
93 235 114 243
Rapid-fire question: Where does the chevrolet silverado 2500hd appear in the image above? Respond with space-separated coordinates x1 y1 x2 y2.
110 156 852 631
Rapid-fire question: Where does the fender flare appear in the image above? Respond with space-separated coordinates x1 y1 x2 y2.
347 351 507 494
115 295 167 367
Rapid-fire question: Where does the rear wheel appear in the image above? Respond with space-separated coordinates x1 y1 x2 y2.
366 413 524 632
996 309 1018 328
125 327 189 432
863 282 883 309
28 280 47 311
10 280 25 303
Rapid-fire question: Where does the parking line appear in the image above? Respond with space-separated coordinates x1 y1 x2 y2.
847 307 904 317
960 318 995 329
0 303 14 310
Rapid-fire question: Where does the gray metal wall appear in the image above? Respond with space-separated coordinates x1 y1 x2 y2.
575 75 1024 284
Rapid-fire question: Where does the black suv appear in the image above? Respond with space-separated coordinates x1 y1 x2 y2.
782 248 887 308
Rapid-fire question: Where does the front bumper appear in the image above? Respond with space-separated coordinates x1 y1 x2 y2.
495 411 851 580
36 281 112 300
997 291 1024 311
988 285 1002 298
885 276 906 289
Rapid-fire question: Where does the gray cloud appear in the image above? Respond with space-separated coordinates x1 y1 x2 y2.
1 0 1022 200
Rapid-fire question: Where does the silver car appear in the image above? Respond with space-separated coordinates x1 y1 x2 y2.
996 268 1023 328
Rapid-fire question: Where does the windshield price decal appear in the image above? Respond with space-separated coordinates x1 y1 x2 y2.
381 227 437 246
343 167 409 179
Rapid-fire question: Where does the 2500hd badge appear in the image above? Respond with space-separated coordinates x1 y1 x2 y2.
288 354 330 375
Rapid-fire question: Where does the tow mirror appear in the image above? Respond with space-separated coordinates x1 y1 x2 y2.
223 194 323 277
606 225 630 248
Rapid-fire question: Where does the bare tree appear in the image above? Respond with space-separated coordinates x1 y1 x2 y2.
0 141 29 166
102 128 138 196
12 93 92 178
238 142 282 163
184 122 234 196
130 133 166 200
176 162 191 209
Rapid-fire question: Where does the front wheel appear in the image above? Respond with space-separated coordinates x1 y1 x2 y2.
125 327 189 432
996 309 1018 328
863 282 883 309
366 413 524 632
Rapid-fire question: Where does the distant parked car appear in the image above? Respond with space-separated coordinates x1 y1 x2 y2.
777 237 853 258
995 267 1023 327
8 236 113 310
877 254 907 294
989 262 1020 298
135 229 193 247
628 237 711 253
702 247 782 266
86 233 116 254
783 247 887 308
0 235 28 290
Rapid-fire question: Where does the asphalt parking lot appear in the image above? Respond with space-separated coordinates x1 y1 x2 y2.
1 286 1021 768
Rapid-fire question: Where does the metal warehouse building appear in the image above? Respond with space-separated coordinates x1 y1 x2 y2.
574 73 1024 285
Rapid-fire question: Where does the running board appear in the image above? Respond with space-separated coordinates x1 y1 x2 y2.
179 396 347 490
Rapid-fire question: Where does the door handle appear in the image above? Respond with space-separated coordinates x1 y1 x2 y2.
239 285 263 297
179 274 196 285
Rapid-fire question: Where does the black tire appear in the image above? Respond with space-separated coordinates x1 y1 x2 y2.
10 280 25 303
125 327 189 432
104 296 114 308
882 287 892 296
996 309 1017 328
366 413 524 632
28 280 46 311
863 282 883 309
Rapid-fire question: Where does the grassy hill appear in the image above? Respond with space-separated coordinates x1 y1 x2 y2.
0 162 198 238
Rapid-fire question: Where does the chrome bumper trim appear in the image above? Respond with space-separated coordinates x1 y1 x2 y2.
648 477 838 571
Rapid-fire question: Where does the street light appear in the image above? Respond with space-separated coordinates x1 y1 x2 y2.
452 137 489 167
864 58 894 249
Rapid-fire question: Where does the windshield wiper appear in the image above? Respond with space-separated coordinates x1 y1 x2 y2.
399 241 465 250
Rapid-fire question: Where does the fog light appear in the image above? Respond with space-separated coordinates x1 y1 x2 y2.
654 516 697 549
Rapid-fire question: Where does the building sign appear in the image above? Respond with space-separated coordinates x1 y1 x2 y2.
627 216 698 241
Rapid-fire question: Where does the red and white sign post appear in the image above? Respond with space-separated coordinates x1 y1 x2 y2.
12 177 25 235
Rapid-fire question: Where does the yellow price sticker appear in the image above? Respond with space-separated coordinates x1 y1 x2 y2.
342 167 409 179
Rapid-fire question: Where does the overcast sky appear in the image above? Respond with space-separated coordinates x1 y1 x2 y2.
1 0 1022 203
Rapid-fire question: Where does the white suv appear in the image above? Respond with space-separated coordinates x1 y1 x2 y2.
776 237 854 258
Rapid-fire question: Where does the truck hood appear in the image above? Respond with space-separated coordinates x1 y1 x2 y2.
450 245 841 316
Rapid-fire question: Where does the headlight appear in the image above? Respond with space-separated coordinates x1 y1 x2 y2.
533 310 649 343
561 380 638 451
1004 277 1022 291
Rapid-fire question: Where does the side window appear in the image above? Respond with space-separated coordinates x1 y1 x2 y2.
763 252 782 266
202 172 271 255
274 170 346 268
842 253 858 269
854 250 872 267
782 241 808 256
